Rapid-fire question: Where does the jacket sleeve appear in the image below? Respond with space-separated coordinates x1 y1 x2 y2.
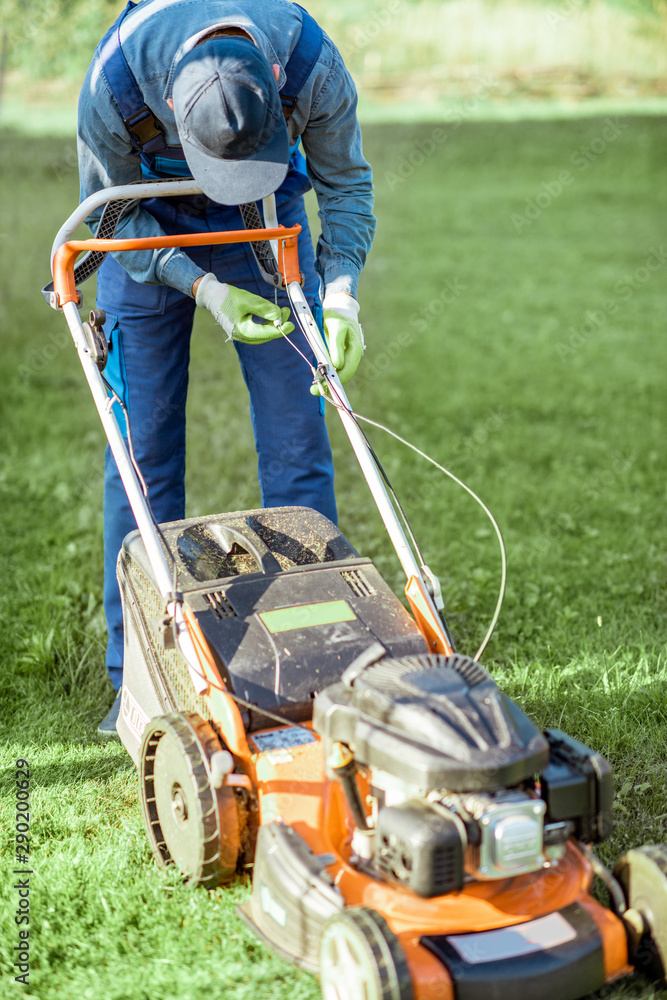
300 39 376 300
77 57 204 296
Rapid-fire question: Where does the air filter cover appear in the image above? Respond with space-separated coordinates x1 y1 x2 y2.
314 654 549 792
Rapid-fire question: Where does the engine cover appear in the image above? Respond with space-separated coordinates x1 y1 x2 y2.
314 654 550 792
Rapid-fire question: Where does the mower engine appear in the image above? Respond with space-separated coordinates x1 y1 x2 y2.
314 654 613 896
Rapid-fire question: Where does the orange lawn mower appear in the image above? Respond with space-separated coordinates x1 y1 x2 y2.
46 180 667 1000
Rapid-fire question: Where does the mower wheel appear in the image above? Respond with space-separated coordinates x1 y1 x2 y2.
319 907 413 1000
140 712 239 888
614 844 667 981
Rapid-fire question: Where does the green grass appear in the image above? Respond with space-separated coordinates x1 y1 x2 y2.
1 118 667 998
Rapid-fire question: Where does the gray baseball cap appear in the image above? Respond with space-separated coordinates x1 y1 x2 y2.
173 36 289 205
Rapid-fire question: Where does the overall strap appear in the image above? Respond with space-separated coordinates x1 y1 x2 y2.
98 0 170 154
280 5 324 119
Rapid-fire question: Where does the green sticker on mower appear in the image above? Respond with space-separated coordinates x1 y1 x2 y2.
258 600 357 634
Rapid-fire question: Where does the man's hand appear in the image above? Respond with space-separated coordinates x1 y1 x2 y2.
311 292 364 396
195 273 294 344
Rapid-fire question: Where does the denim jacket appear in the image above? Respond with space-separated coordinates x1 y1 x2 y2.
77 0 376 298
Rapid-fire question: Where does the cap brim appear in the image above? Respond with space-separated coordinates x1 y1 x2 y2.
181 120 290 206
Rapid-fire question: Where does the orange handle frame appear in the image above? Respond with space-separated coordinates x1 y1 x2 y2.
52 224 302 307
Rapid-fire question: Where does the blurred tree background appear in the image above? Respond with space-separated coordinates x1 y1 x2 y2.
1 0 666 128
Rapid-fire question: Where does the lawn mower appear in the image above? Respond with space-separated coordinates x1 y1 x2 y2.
47 180 667 1000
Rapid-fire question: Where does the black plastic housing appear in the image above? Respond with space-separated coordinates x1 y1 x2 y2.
540 729 613 843
422 901 605 1000
117 506 429 760
375 799 465 897
314 654 550 792
237 822 343 973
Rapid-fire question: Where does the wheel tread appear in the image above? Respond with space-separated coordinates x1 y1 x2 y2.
615 842 667 983
139 712 239 888
320 906 413 1000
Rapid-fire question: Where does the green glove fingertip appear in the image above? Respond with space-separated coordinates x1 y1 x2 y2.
310 379 329 397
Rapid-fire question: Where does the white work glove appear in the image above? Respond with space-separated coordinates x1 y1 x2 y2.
311 292 365 396
196 273 294 344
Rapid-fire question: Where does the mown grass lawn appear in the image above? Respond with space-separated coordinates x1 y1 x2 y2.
1 116 666 999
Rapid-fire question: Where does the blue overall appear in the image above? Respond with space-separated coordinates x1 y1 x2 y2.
97 5 336 690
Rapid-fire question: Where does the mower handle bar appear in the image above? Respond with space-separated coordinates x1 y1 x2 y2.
50 178 203 265
51 224 302 309
52 182 454 674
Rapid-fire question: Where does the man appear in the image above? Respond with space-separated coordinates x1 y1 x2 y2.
77 0 376 737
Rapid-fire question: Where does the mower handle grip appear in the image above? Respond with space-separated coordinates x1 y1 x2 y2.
51 224 302 308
